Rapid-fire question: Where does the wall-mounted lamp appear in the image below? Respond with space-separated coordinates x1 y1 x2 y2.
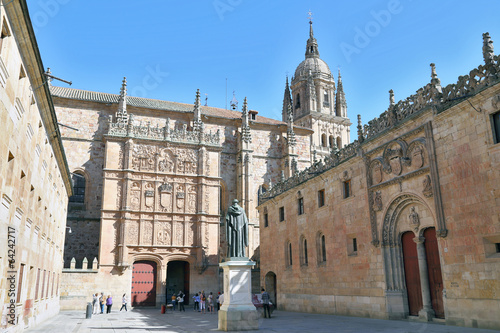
66 226 72 234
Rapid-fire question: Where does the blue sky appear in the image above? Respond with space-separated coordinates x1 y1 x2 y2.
28 0 500 140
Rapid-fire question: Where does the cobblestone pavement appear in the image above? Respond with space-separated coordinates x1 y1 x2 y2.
25 308 500 333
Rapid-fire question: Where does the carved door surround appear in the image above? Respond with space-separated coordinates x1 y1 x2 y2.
382 193 444 321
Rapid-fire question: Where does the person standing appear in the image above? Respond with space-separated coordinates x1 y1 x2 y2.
106 295 113 314
120 293 128 311
261 288 271 318
216 292 221 311
207 292 214 314
99 293 105 314
92 293 99 314
177 291 185 312
193 293 200 311
200 290 206 314
218 292 224 309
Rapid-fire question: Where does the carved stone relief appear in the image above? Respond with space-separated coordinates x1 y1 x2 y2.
142 220 154 245
408 206 420 232
422 175 433 197
144 183 155 211
156 222 171 245
158 149 175 173
132 145 156 171
159 183 173 212
127 221 139 245
176 184 185 212
187 185 197 214
371 161 383 185
174 222 184 246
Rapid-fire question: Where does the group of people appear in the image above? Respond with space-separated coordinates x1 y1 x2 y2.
92 293 128 314
169 290 224 314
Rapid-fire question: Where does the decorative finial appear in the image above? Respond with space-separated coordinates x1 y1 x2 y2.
389 89 395 106
120 77 127 98
230 91 238 111
308 10 314 38
194 89 201 109
429 63 442 94
357 114 364 143
242 96 248 114
482 32 494 65
307 10 313 23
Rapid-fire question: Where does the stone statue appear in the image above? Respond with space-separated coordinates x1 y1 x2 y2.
225 199 249 258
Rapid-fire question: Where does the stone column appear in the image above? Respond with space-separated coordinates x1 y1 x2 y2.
413 236 435 321
218 259 258 331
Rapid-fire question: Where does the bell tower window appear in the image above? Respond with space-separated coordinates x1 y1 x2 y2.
295 93 301 109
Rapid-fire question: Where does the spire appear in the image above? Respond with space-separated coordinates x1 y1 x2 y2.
241 97 251 143
305 12 319 58
335 69 347 117
116 77 128 124
357 114 364 143
483 32 495 65
193 89 203 132
282 75 293 122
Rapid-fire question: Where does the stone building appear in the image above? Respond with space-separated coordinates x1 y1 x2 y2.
0 1 72 331
53 19 350 309
258 33 500 330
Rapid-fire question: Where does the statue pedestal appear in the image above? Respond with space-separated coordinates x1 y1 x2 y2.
218 258 259 331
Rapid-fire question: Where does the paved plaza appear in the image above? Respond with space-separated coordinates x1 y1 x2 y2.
25 308 500 333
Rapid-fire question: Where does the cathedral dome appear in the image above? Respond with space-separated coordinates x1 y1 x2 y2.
292 20 333 82
294 57 332 80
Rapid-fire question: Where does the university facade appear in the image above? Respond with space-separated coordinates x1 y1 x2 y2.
258 33 500 330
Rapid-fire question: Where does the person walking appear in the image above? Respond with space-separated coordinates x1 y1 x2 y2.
120 293 128 311
99 293 105 314
261 288 271 318
177 291 185 312
106 295 113 314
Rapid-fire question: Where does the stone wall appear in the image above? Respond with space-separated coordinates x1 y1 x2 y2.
259 46 500 329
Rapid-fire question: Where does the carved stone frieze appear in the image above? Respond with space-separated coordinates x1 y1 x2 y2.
373 191 383 211
156 222 171 245
142 220 154 245
408 206 420 232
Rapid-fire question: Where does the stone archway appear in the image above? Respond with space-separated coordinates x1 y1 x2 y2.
382 193 442 320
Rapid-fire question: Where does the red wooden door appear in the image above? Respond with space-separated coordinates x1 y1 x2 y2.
132 261 156 307
424 228 445 318
402 231 422 316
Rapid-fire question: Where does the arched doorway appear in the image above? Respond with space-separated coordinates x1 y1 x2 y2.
131 260 157 306
382 194 445 320
402 231 422 316
166 261 190 305
264 271 277 307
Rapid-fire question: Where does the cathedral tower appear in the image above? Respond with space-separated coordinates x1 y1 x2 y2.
289 19 351 159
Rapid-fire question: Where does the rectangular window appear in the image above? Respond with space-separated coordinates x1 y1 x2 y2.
35 268 40 300
16 264 25 303
496 243 500 253
353 238 358 252
264 213 268 228
41 270 46 299
343 180 351 199
318 189 325 207
279 206 285 222
298 198 304 215
492 111 500 144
